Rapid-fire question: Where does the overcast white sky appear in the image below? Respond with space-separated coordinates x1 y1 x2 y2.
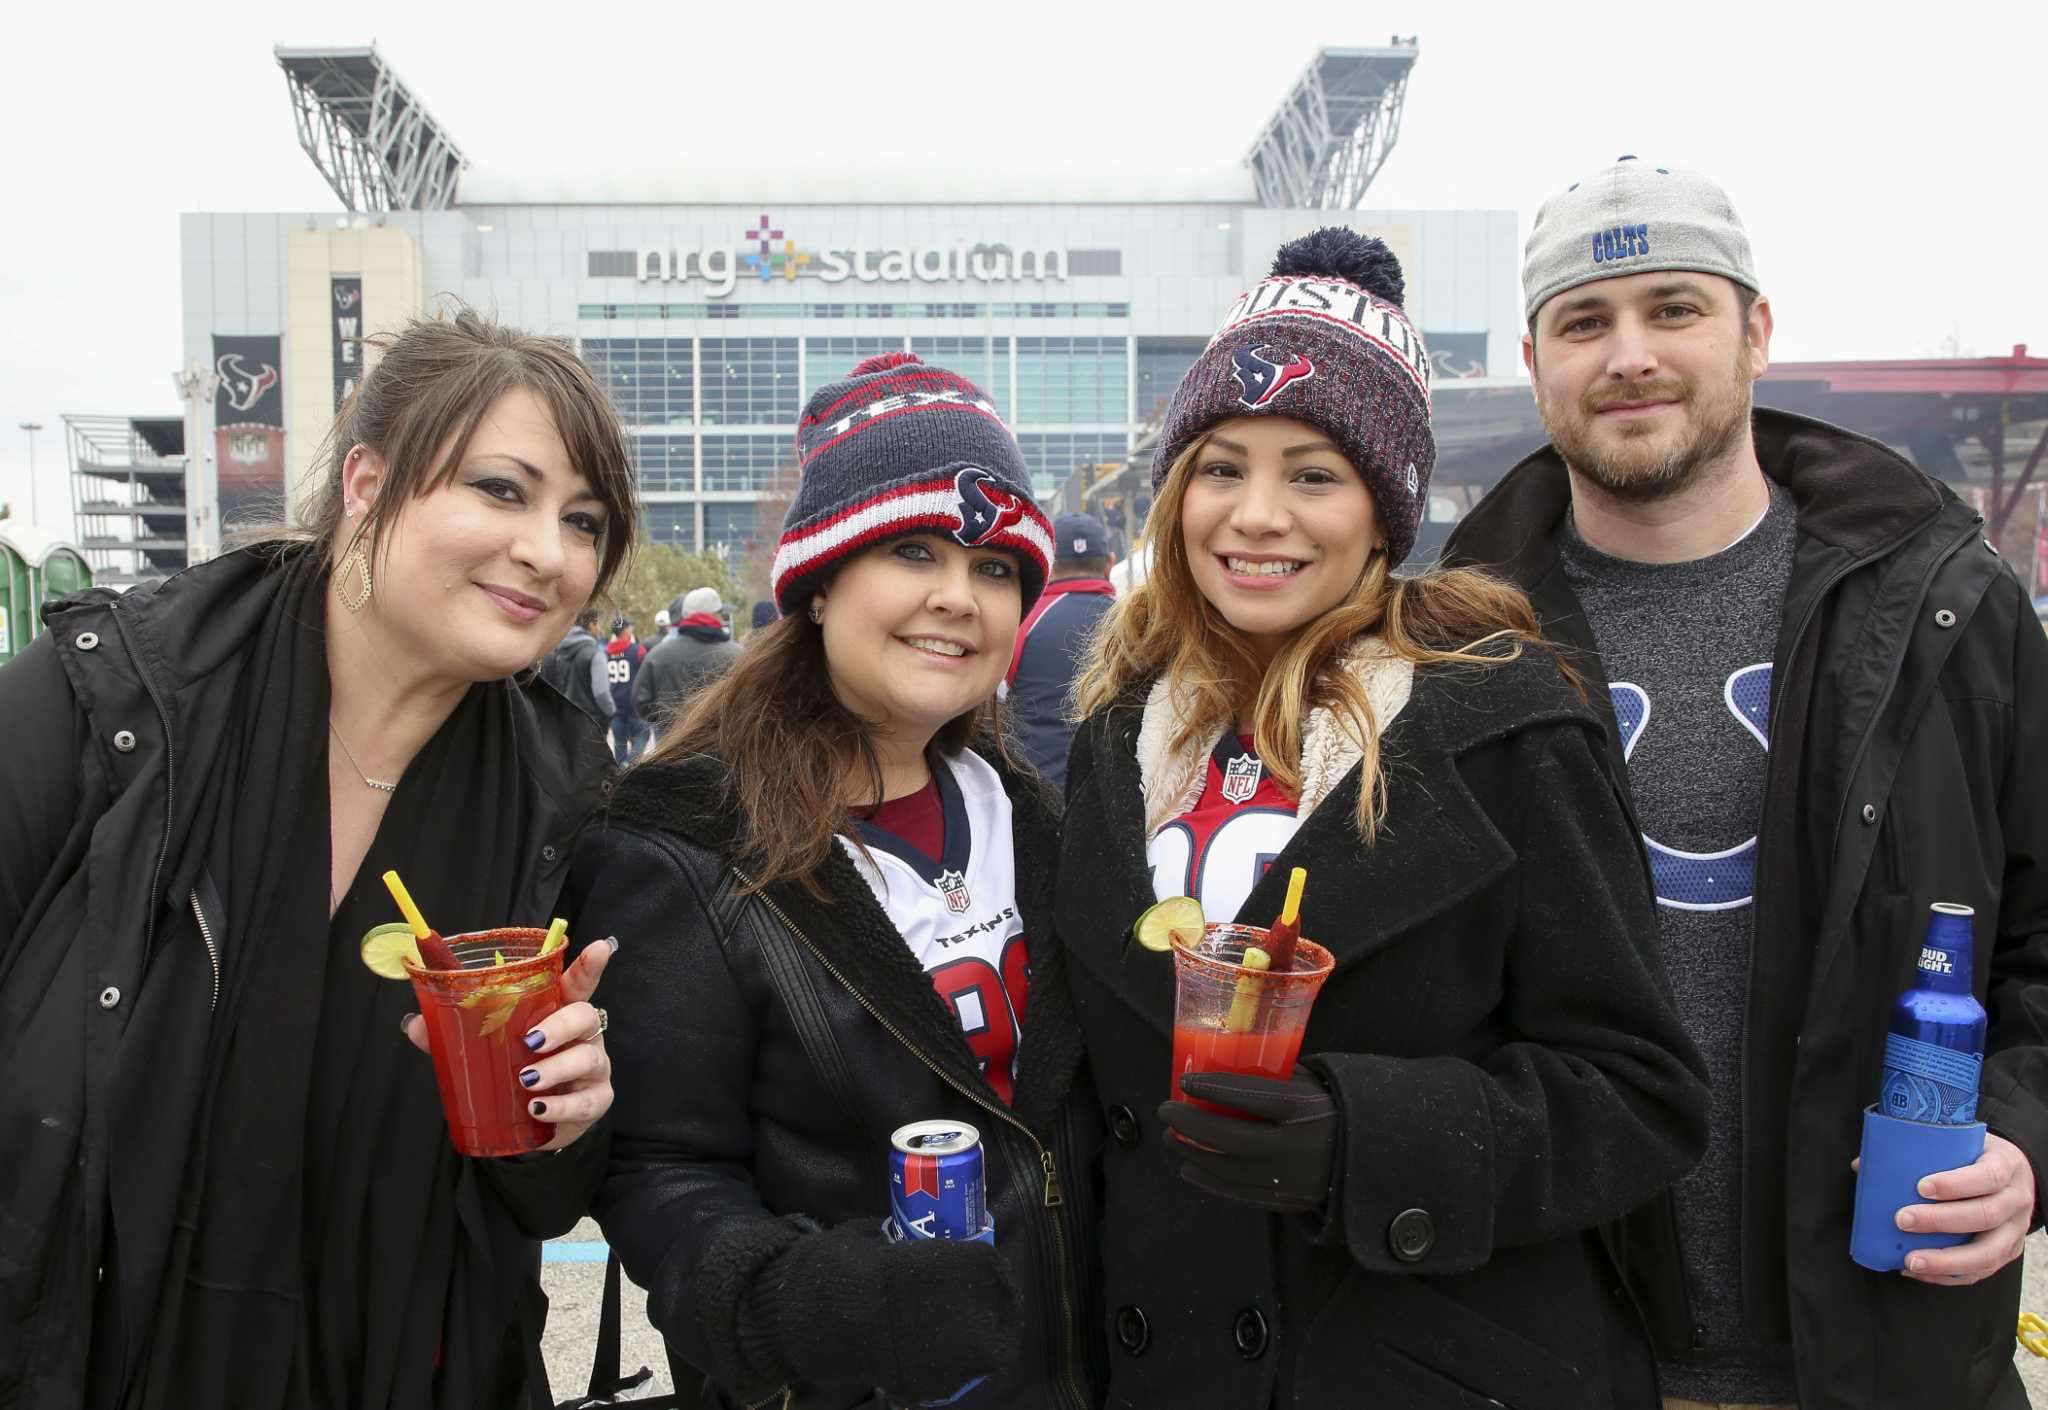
3 0 2042 535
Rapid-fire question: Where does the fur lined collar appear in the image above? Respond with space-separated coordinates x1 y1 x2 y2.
1134 636 1415 834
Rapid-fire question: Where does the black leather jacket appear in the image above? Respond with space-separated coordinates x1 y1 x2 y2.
568 751 1105 1410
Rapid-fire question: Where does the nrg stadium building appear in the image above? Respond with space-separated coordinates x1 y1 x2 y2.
150 39 1527 584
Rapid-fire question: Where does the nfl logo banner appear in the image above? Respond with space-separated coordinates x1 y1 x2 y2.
212 334 285 528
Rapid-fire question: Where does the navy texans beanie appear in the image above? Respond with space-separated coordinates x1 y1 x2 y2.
772 351 1052 614
1151 229 1435 566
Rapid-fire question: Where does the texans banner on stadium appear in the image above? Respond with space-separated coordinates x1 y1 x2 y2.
212 334 285 519
1424 331 1489 381
331 278 362 412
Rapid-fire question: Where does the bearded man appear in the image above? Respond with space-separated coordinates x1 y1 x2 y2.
1446 157 2048 1410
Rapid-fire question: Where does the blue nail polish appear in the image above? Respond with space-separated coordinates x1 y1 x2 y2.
530 1100 547 1117
523 1029 546 1051
520 1068 541 1088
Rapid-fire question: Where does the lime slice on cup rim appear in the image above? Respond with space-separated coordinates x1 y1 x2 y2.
359 922 425 979
1133 895 1205 953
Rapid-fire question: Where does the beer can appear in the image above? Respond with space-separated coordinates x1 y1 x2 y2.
888 1120 986 1242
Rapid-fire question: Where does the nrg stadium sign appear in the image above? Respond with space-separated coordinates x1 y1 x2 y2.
636 212 1070 299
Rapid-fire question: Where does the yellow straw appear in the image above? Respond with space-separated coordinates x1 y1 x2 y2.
1279 867 1307 927
542 917 569 956
1224 945 1273 1034
381 870 431 940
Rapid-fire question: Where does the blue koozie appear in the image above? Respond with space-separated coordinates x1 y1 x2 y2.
1849 902 1989 1272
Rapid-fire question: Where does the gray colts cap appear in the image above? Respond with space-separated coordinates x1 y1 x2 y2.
1522 156 1759 322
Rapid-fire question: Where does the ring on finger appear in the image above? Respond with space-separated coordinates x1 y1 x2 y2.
594 1006 609 1036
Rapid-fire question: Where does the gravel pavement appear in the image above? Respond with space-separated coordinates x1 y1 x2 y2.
541 1222 2048 1404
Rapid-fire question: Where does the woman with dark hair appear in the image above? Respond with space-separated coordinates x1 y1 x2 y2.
0 309 637 1409
1057 231 1710 1409
572 353 1104 1409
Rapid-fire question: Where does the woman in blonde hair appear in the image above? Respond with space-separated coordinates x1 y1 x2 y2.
1056 231 1709 1410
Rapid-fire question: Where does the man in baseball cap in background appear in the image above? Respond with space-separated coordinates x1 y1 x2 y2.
1001 510 1116 790
1446 157 2048 1410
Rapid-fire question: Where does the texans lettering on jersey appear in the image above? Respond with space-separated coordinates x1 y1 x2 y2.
841 750 1031 1103
1148 735 1301 922
1611 663 1772 911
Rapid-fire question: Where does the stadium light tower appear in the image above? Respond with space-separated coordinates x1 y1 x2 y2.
1246 41 1419 209
275 45 467 211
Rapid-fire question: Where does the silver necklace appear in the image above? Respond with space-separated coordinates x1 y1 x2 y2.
329 720 399 793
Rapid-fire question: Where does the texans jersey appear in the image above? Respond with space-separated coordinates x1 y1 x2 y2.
1148 735 1300 922
841 749 1031 1103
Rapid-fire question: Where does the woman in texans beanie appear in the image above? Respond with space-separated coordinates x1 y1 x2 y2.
571 353 1105 1409
1056 230 1709 1409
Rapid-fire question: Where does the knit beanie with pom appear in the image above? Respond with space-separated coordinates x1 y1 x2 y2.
771 351 1052 614
1151 228 1435 566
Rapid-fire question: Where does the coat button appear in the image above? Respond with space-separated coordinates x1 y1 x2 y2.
541 844 558 863
112 730 137 753
1389 1207 1436 1262
1109 1104 1140 1147
75 631 99 650
1861 803 1878 825
1934 608 1957 628
1232 1308 1269 1359
1114 1305 1149 1355
98 986 121 1010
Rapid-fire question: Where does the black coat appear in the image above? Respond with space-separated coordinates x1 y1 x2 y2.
571 750 1105 1410
1056 648 1711 1410
0 551 610 1408
1444 408 2048 1410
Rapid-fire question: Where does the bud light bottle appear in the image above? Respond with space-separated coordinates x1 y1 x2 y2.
1877 903 1987 1125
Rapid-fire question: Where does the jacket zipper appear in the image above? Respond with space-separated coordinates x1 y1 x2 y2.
736 870 1088 1410
189 890 220 1011
1737 511 1976 1348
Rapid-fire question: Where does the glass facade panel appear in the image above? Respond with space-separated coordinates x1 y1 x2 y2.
1135 337 1207 424
633 434 696 493
1015 337 1128 424
911 335 1011 416
1016 431 1130 499
699 338 799 425
705 501 774 555
803 336 903 398
701 434 790 493
644 502 697 551
582 339 693 427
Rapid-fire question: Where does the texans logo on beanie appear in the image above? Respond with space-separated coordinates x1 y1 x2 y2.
771 352 1052 614
1153 228 1436 566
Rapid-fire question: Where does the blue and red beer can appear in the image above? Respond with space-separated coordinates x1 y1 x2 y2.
887 1119 992 1244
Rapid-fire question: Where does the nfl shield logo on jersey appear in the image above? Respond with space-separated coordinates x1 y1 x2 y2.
1221 753 1263 805
935 868 973 915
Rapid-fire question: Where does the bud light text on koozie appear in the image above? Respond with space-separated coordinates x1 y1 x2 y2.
1877 903 1988 1126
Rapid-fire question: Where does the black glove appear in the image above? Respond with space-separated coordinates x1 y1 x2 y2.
738 1220 1022 1399
1159 1068 1340 1216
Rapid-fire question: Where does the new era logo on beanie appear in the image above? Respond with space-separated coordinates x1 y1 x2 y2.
1152 227 1437 566
772 351 1052 614
1522 156 1758 323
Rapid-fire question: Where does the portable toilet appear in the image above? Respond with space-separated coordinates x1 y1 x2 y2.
0 523 94 667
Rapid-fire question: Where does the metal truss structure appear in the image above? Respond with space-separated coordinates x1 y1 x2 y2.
275 46 467 212
1246 42 1419 210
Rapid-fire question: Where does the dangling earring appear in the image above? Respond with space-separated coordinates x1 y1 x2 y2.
808 600 824 625
337 531 373 613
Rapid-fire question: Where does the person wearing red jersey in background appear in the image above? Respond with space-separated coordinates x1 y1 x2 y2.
569 353 1104 1410
1057 229 1709 1409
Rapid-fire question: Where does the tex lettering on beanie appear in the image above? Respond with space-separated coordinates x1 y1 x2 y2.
771 351 1053 615
1151 228 1435 566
